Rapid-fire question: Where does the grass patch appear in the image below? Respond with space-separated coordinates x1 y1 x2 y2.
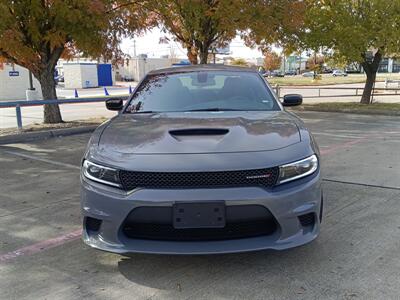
290 102 400 116
268 73 400 86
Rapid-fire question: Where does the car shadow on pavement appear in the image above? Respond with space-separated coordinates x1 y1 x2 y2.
116 242 325 298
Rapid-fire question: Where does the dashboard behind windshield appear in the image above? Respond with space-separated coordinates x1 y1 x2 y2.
125 70 280 113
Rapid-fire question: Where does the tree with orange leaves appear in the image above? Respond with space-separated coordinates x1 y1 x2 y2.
241 0 307 53
0 0 147 123
263 50 281 71
146 0 238 64
138 0 305 65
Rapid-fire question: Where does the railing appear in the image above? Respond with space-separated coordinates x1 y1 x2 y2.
0 96 128 130
2 86 400 130
274 85 400 99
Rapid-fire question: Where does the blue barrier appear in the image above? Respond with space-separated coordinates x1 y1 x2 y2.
0 95 129 130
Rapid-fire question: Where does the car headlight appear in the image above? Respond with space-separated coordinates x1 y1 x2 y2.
278 154 318 184
82 160 122 188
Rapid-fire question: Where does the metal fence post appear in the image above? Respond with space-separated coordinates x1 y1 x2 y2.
16 105 22 130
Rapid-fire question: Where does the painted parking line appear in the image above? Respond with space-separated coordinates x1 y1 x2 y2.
2 150 80 170
0 229 82 263
313 132 365 139
0 133 381 263
319 137 368 155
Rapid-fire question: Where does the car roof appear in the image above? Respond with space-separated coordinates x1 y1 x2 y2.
147 64 257 75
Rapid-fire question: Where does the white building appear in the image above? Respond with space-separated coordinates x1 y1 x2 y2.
0 64 42 101
63 63 99 89
115 57 177 82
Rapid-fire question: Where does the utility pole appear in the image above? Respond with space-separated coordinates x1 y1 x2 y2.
282 54 286 73
133 39 137 57
26 69 38 101
298 54 301 74
28 71 35 91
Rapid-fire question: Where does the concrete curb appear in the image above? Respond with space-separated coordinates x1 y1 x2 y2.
291 107 400 116
0 125 97 145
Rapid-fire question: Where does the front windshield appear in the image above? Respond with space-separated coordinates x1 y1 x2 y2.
125 70 280 113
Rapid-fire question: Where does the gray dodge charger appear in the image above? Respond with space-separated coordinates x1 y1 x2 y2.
81 65 322 254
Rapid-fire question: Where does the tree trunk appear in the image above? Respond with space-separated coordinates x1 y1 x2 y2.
360 50 382 104
360 71 376 104
199 49 209 64
198 41 211 64
187 46 198 65
39 69 63 123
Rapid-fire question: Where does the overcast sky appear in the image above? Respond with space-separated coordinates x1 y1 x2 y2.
120 28 266 59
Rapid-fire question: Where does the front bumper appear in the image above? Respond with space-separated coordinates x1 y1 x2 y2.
81 170 322 255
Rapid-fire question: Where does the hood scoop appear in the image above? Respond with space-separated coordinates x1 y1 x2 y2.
169 128 229 136
99 111 301 154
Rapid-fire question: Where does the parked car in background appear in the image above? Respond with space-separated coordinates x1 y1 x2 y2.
302 71 315 77
285 70 297 76
271 70 285 77
262 70 272 77
332 70 348 77
321 68 333 74
81 65 322 255
122 75 134 81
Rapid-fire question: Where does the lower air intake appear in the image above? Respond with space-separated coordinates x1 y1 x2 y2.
298 213 316 227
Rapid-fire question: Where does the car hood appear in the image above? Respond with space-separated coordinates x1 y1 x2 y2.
98 111 301 154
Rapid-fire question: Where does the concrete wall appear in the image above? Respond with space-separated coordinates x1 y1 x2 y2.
64 63 99 89
0 64 42 101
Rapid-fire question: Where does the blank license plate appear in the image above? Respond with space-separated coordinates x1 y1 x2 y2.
173 202 226 229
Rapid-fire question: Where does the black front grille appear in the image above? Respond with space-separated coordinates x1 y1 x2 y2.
122 205 278 241
119 167 279 190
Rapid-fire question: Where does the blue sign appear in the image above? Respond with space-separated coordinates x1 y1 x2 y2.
9 71 19 77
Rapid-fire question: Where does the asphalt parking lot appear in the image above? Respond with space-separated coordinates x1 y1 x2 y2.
1 111 399 299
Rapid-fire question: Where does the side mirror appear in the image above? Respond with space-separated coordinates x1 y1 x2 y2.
106 98 124 111
282 94 302 106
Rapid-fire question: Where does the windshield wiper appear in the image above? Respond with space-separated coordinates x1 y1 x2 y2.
131 110 159 114
185 108 243 112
